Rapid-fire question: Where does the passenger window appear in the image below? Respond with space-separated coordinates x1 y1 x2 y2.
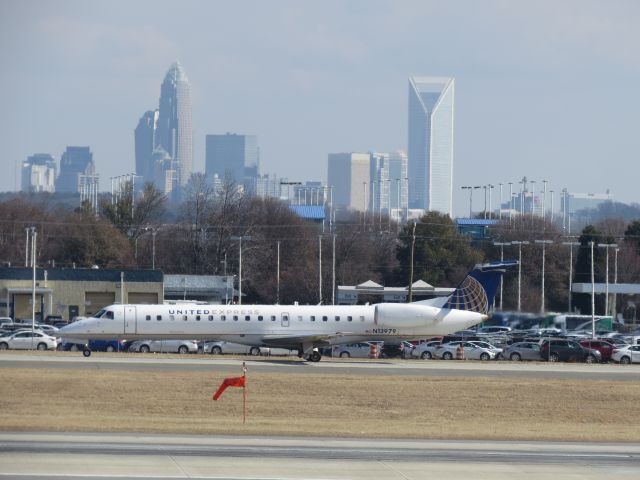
298 316 303 322
283 315 289 321
245 315 250 321
183 315 188 321
310 316 316 322
196 315 201 321
156 315 162 321
146 315 151 321
169 315 175 321
271 315 276 321
221 315 226 321
335 316 340 322
258 315 263 321
347 316 352 322
233 315 239 321
322 316 328 322
208 315 213 321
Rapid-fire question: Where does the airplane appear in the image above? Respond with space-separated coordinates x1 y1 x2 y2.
59 260 517 361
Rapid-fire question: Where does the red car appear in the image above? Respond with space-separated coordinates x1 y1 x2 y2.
579 339 615 362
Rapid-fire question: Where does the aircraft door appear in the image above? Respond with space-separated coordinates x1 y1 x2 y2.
281 313 289 328
124 306 137 335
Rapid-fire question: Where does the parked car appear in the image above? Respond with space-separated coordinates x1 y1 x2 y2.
203 341 265 356
435 341 499 360
476 326 512 334
502 341 541 361
59 339 127 352
611 345 640 364
539 339 601 363
0 330 57 350
579 339 615 362
380 341 413 359
410 340 442 359
129 339 198 354
332 342 376 358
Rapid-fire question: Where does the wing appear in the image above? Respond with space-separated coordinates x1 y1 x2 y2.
261 332 353 355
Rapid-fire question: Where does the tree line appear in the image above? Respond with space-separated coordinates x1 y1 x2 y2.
1 177 640 316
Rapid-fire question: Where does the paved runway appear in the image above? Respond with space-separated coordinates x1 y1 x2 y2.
1 352 639 381
0 433 639 479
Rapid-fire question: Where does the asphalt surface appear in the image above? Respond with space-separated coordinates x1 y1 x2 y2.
0 433 639 479
1 351 640 381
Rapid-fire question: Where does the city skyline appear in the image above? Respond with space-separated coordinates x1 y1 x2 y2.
2 1 639 217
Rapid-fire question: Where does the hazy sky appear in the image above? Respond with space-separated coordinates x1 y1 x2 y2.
1 0 639 216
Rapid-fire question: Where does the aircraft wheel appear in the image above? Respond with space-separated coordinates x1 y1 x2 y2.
249 347 260 356
308 351 321 362
82 348 92 357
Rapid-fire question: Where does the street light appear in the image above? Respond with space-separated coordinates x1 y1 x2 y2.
230 235 252 305
589 241 596 338
511 241 529 311
597 243 618 316
561 241 580 313
493 242 508 310
535 240 553 314
408 221 417 303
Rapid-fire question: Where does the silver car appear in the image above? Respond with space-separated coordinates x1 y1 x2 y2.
332 342 376 358
435 341 499 360
129 339 198 354
0 330 57 351
502 341 541 361
611 345 640 364
410 341 442 360
204 341 266 356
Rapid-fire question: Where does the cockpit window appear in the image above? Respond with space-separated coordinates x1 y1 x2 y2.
105 311 114 320
94 310 106 318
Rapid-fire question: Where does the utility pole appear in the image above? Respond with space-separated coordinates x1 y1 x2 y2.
318 235 323 304
30 227 36 332
598 243 618 316
535 240 553 314
332 233 336 305
276 241 280 305
562 241 579 313
493 242 508 310
511 241 529 311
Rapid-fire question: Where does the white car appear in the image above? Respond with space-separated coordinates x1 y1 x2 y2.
611 345 640 364
410 341 442 359
204 341 266 356
129 339 198 354
0 330 57 350
435 341 500 360
332 342 376 358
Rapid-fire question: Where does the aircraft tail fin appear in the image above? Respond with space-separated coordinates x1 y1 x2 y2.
443 261 518 315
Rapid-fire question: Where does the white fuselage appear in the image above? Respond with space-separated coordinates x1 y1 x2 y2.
59 302 487 349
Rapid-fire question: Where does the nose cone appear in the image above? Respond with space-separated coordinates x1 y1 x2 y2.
59 319 91 339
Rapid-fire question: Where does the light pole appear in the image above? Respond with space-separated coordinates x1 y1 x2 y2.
530 180 536 216
589 241 596 338
362 181 367 224
404 177 409 223
332 233 336 305
230 235 252 305
151 228 157 270
498 183 503 220
30 226 37 332
461 186 473 217
493 242 508 310
488 184 494 219
597 243 618 316
276 241 280 305
318 235 323 304
483 185 488 219
408 221 417 303
549 190 554 224
396 178 401 226
561 241 579 313
614 247 619 318
511 241 529 311
542 180 548 222
535 240 553 314
508 182 514 223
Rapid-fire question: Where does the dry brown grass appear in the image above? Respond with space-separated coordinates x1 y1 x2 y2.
1 366 639 442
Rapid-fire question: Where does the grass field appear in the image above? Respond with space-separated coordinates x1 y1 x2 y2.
1 360 639 442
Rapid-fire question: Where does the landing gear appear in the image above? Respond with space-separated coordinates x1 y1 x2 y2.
82 347 92 357
305 350 321 362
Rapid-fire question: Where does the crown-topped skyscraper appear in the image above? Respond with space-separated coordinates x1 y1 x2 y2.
156 62 193 187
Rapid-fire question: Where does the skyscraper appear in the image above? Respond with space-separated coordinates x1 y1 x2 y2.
408 76 455 216
156 62 192 187
134 109 159 184
56 146 96 193
205 133 259 191
22 153 56 193
327 152 370 212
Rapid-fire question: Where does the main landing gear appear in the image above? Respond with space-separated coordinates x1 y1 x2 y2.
82 346 92 357
298 348 321 362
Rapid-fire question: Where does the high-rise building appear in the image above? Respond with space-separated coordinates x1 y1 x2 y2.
134 109 159 184
21 154 57 193
327 153 370 212
408 76 455 216
156 62 192 187
205 133 259 191
370 151 408 221
56 146 96 193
